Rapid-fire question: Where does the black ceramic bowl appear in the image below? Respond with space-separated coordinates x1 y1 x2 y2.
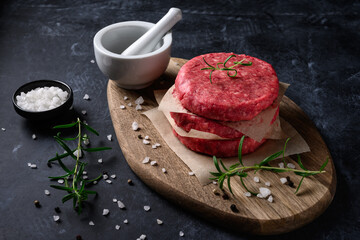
12 80 73 121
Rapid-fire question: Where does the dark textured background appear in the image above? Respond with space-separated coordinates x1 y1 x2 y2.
0 0 359 239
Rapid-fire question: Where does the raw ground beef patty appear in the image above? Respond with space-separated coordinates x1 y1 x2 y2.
172 129 266 157
175 53 279 121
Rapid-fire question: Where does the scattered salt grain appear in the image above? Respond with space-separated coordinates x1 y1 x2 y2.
287 163 296 169
112 198 117 203
81 110 87 115
155 143 161 147
143 139 150 145
257 193 264 198
132 122 139 131
89 221 95 226
152 144 157 149
253 176 260 183
83 176 88 180
144 136 149 140
30 164 37 169
74 149 82 158
102 209 110 216
142 157 150 164
16 86 69 111
93 181 98 184
98 158 103 164
57 179 64 184
150 161 157 166
83 138 89 145
32 134 37 140
117 200 125 209
123 96 128 100
179 231 184 237
259 187 271 198
144 206 151 211
139 234 146 240
157 219 163 225
103 174 109 180
123 219 128 224
135 104 142 111
83 171 87 175
162 168 167 173
265 182 271 187
188 172 195 176
111 174 116 179
53 215 60 222
107 134 112 141
268 195 274 203
83 94 90 100
1 128 5 131
280 177 287 184
106 180 112 184
278 162 285 168
44 190 50 196
115 225 120 230
135 96 144 105
90 59 95 63
128 103 132 107
244 192 251 197
120 105 125 109
212 181 217 185
27 163 32 167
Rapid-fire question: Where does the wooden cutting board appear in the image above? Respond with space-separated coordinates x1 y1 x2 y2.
107 58 336 235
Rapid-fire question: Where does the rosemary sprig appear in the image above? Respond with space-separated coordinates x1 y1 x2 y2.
48 118 111 214
210 136 328 195
201 54 252 83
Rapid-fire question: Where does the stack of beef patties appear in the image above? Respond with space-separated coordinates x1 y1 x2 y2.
169 53 280 157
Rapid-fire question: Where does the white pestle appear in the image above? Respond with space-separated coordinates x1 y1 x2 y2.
121 8 182 56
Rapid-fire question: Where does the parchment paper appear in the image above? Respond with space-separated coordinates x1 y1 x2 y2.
157 83 289 142
144 108 310 185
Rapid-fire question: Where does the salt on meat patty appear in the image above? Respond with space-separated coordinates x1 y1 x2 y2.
175 53 279 121
170 107 279 139
172 129 266 157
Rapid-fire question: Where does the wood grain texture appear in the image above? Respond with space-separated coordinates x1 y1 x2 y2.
107 58 336 235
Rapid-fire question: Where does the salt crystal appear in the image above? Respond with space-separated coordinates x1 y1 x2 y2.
150 161 157 166
103 174 109 180
102 209 109 216
83 138 89 145
123 96 128 100
27 163 32 167
81 110 87 115
253 176 260 183
139 234 146 240
128 103 132 107
115 225 120 230
152 145 157 149
135 96 144 105
73 149 82 158
83 171 87 175
179 231 184 237
32 134 37 140
280 177 287 184
142 157 150 164
162 168 167 173
278 162 285 168
144 206 150 211
1 128 5 131
259 187 271 198
113 198 117 203
83 94 90 100
120 105 125 109
30 164 37 169
44 190 50 196
268 195 274 203
212 181 217 185
83 175 88 180
244 192 251 197
188 172 195 176
57 179 64 184
157 219 163 225
93 181 98 184
135 104 142 111
98 158 103 163
89 221 95 226
265 182 271 187
117 200 125 209
90 59 95 63
155 143 161 147
132 121 139 131
111 174 116 179
256 193 264 198
143 139 150 145
53 215 60 222
106 180 112 184
107 134 112 141
287 163 296 169
144 136 149 140
123 219 128 224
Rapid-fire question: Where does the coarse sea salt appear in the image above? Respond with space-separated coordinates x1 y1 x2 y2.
150 161 157 166
83 94 90 100
244 192 252 197
32 134 37 140
265 182 271 187
259 187 271 198
44 190 50 196
162 168 167 173
268 195 274 203
89 221 95 226
107 134 112 141
157 219 163 225
179 231 184 237
98 158 103 163
16 86 68 112
120 105 125 109
135 96 144 105
53 215 60 222
115 225 120 230
144 206 151 211
280 177 287 184
142 156 150 164
123 219 128 224
135 104 142 111
253 176 260 183
123 96 128 100
143 139 150 145
132 122 139 131
117 200 125 209
287 163 296 169
102 209 110 216
278 162 285 168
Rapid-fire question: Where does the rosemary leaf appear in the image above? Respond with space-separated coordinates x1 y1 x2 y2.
83 147 112 152
53 122 78 129
80 122 99 136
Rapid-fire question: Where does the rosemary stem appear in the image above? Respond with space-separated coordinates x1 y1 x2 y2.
72 118 81 200
228 165 325 175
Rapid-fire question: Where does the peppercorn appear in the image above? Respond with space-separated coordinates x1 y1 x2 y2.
222 193 229 200
76 235 82 240
212 189 220 196
286 176 295 188
127 179 133 185
230 204 239 213
34 200 41 208
47 162 52 168
137 134 143 139
55 207 61 213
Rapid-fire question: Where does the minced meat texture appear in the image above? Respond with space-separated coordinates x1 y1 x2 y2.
175 53 279 121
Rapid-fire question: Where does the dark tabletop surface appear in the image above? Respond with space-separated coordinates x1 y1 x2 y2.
0 0 359 239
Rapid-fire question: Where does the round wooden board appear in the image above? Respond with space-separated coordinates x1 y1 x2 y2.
107 58 336 235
